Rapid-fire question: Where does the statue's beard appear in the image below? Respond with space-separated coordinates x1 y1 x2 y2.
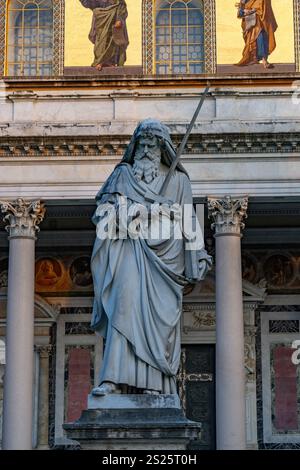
132 156 160 184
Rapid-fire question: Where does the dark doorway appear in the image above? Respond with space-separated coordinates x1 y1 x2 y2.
177 344 216 450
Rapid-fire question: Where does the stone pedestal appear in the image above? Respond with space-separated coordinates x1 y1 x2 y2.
64 394 201 450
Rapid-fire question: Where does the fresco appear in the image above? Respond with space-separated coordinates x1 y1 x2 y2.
35 255 93 293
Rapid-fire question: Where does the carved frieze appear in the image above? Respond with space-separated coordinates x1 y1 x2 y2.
1 133 300 159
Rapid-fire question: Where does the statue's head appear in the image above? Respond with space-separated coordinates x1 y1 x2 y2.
121 118 189 180
132 121 163 183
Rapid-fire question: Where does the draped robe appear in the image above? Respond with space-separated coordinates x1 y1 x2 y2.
91 163 204 393
80 0 129 67
237 0 277 66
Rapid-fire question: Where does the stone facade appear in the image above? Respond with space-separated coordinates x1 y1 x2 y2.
1 60 300 449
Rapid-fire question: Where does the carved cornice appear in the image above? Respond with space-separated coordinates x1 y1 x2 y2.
1 133 300 158
0 199 46 239
183 303 215 312
208 196 248 236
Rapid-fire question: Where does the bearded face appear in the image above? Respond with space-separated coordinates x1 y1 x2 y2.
133 134 162 184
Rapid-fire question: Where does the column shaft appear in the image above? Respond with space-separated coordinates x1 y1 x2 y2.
2 238 35 449
215 235 246 449
0 199 45 450
208 196 248 450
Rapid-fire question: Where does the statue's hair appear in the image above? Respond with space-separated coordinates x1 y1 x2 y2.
121 119 189 177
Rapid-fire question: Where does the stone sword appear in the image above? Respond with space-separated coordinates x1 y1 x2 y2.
144 85 210 204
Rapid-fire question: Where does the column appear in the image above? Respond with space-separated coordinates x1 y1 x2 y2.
208 196 248 450
36 345 52 449
0 199 45 450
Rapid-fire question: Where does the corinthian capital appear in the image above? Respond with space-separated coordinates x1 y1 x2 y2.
208 196 248 236
0 198 46 239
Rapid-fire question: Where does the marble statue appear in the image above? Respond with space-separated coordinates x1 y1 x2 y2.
91 119 212 396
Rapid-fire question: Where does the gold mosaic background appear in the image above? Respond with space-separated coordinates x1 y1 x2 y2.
65 0 295 67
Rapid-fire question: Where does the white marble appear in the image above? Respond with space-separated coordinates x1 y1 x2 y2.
0 86 299 200
1 200 45 450
209 197 248 450
0 88 299 130
2 237 36 449
1 156 300 200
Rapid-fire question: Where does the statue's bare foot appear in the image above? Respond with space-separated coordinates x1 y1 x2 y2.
92 382 121 396
143 389 160 395
95 64 103 71
262 58 273 69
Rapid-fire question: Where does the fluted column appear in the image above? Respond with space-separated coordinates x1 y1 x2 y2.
208 196 248 450
0 199 45 450
36 345 51 449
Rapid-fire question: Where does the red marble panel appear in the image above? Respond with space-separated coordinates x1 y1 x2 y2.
274 346 298 431
67 348 91 422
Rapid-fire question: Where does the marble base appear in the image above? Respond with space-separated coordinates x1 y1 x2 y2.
64 394 201 450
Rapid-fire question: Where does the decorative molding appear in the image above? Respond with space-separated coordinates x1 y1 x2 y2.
0 0 5 77
183 302 215 313
48 303 62 318
192 311 215 328
203 0 217 74
35 345 52 358
0 292 60 323
2 133 300 159
142 0 216 74
269 319 299 333
208 196 248 236
0 198 46 239
53 0 65 76
142 0 153 75
0 270 7 288
244 326 257 382
294 0 300 72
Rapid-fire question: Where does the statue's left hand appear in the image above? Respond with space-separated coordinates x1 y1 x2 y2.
198 249 213 281
114 20 123 29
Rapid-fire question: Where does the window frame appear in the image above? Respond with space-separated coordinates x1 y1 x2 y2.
154 0 205 75
142 0 216 75
0 0 64 77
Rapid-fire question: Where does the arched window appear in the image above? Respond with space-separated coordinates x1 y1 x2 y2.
143 0 216 75
6 0 53 76
155 0 204 74
0 0 64 77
